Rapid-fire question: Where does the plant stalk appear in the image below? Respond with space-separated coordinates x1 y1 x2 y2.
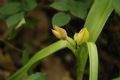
77 0 113 80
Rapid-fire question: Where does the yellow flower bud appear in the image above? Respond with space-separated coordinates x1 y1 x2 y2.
52 25 68 40
74 33 79 44
74 28 89 46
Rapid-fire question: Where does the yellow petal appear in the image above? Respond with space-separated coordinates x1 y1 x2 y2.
52 25 68 39
74 33 78 42
74 28 89 46
51 29 61 39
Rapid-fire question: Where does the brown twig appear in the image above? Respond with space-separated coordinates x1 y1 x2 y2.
0 39 23 52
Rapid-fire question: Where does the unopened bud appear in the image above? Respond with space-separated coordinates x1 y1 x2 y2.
52 25 68 40
74 28 89 46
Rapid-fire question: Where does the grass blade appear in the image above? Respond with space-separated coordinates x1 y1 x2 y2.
9 40 69 80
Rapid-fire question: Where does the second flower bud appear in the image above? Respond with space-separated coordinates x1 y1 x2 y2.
74 28 89 46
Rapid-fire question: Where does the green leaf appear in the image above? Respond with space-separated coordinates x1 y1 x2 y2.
27 72 47 80
16 18 26 29
76 0 113 79
22 44 32 65
6 12 24 27
84 0 113 42
9 40 70 80
50 0 72 11
23 0 37 11
113 0 120 15
80 0 93 8
52 12 71 26
86 42 98 80
51 0 92 19
70 1 88 19
0 2 21 15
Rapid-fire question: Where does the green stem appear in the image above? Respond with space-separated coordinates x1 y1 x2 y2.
76 45 87 80
77 0 113 80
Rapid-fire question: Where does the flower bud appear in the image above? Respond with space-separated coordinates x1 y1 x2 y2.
74 33 79 44
52 25 68 40
74 28 89 46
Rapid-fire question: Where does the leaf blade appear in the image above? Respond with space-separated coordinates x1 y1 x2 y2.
23 0 37 11
50 0 71 11
87 42 98 80
70 1 88 19
0 2 21 15
6 12 24 27
9 40 69 80
52 12 70 26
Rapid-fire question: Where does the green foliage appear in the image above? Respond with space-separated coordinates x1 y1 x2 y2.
26 72 47 80
52 12 70 26
113 0 120 15
0 2 21 15
84 0 113 42
51 0 93 27
0 0 37 28
4 0 117 80
87 42 98 80
76 42 98 80
51 0 93 20
50 0 71 11
7 18 26 39
77 0 113 80
70 1 88 19
9 40 71 80
6 12 24 27
22 0 37 11
16 18 26 29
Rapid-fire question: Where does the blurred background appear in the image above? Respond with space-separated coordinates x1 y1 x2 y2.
0 0 120 80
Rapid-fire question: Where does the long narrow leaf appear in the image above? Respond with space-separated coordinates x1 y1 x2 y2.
84 0 113 42
77 0 113 79
9 40 69 80
87 42 98 80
